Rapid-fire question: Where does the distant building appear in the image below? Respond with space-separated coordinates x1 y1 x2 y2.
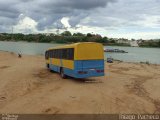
130 40 139 47
117 39 130 44
137 39 143 44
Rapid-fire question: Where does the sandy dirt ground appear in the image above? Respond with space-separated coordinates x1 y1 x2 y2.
0 51 160 114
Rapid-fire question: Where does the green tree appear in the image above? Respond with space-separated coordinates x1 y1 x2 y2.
158 40 160 47
73 32 85 36
87 33 93 37
61 31 72 36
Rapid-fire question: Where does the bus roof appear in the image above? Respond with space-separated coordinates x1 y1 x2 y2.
47 42 102 51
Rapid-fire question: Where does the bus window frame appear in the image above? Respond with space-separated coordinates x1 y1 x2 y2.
48 48 74 60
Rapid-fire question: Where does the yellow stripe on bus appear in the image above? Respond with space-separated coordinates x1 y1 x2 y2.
51 58 74 69
62 59 74 69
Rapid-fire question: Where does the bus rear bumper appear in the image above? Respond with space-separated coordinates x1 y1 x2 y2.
63 67 105 78
73 70 105 78
74 73 105 78
49 64 105 79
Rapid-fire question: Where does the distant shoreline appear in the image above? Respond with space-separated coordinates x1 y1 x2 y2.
0 40 160 48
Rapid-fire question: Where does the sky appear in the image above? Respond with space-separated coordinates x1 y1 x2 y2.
0 0 160 39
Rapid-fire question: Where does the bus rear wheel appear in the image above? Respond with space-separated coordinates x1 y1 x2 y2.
60 68 67 79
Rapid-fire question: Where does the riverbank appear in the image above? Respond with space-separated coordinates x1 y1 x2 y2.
1 40 160 48
0 51 160 114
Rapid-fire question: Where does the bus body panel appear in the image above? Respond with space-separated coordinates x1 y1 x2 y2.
49 60 104 78
74 60 104 78
50 64 60 72
63 68 75 77
46 59 50 65
51 58 74 70
45 42 105 78
74 43 104 60
62 59 74 69
51 58 60 66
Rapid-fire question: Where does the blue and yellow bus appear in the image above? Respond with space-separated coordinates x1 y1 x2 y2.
45 42 104 78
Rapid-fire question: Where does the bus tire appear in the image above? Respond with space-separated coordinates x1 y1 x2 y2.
47 64 49 69
60 68 67 79
47 64 53 72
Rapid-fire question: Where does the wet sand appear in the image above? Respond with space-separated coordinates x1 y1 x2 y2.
0 51 160 114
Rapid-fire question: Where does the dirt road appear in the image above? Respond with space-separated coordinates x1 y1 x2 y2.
0 51 160 114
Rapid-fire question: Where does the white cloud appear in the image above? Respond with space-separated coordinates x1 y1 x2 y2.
13 16 38 33
107 31 160 40
61 17 71 28
135 15 160 28
1 0 160 39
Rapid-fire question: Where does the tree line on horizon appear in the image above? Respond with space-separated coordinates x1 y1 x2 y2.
0 31 160 48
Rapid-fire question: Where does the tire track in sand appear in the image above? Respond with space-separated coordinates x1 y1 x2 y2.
125 75 160 114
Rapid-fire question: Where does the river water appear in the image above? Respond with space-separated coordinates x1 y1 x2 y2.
0 41 160 64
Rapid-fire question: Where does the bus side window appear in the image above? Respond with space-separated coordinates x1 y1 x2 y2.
66 49 69 59
62 49 67 59
47 51 49 59
49 51 51 58
54 50 57 58
58 49 62 59
61 49 64 59
50 50 52 58
55 49 58 58
51 50 53 58
68 48 74 60
59 49 62 59
53 50 56 58
48 51 50 58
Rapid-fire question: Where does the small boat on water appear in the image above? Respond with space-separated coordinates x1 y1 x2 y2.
107 57 113 63
104 49 128 53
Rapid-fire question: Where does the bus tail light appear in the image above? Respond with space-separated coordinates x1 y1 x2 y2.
96 70 104 73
